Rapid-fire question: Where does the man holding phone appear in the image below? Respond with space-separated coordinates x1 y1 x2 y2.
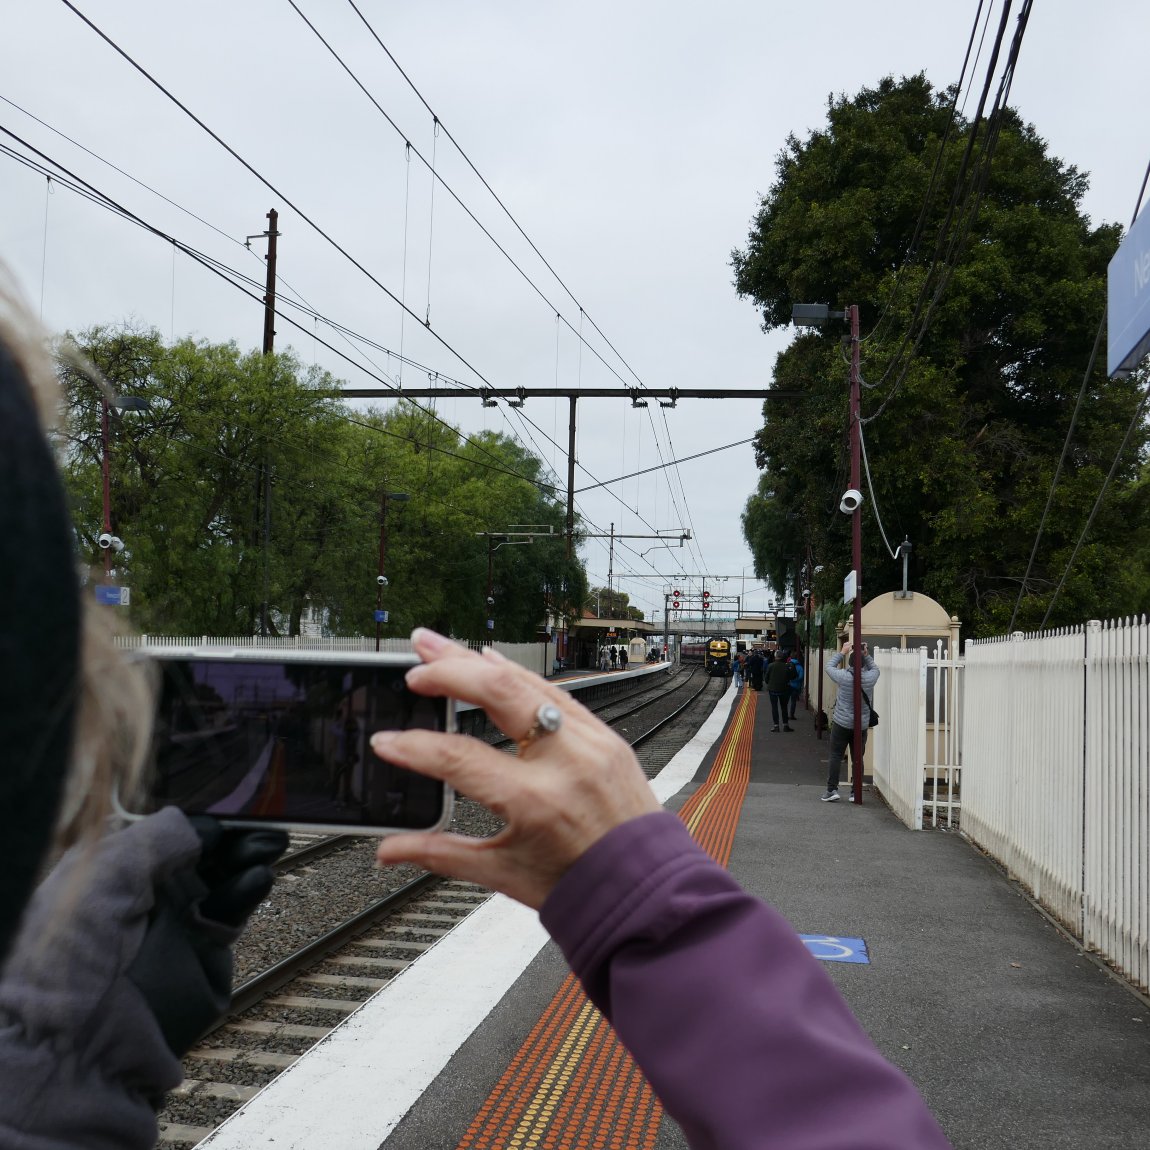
821 638 879 802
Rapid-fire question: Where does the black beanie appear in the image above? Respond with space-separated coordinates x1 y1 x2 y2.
0 339 81 967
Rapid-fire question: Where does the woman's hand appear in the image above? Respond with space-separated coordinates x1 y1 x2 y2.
373 629 662 909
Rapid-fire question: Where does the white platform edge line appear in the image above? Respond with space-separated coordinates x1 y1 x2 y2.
196 679 739 1150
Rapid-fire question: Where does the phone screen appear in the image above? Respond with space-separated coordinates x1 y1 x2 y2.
145 657 449 831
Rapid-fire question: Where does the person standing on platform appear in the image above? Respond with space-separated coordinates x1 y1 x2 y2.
372 631 952 1150
822 639 879 802
731 652 744 690
787 655 805 720
599 647 610 673
745 647 764 691
765 650 796 732
619 646 629 672
609 646 618 670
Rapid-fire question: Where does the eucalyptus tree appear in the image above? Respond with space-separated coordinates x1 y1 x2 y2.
733 75 1148 634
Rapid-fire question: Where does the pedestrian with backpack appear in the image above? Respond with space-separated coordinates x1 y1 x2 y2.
788 656 805 720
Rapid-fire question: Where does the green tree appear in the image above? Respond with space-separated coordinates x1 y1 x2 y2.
59 327 586 640
586 586 644 621
732 75 1149 635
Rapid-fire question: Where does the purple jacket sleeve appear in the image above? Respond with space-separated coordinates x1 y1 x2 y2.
541 811 951 1150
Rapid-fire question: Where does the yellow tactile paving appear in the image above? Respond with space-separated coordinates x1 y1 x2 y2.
454 689 758 1148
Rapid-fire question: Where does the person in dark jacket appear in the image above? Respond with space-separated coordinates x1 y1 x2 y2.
373 630 951 1149
765 650 797 731
787 655 805 719
0 271 286 1147
745 647 764 691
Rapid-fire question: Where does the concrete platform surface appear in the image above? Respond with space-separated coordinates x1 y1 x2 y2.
205 683 1150 1149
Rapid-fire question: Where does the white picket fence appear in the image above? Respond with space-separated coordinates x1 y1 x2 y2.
117 634 556 676
962 620 1150 994
833 620 1148 994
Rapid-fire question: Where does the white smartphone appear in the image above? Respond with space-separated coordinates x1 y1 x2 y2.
117 646 454 836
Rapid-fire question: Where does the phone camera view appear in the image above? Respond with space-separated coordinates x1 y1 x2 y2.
149 659 446 830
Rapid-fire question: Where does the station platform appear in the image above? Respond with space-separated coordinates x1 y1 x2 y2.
202 684 1150 1150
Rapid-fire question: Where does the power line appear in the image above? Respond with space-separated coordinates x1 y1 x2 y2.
287 0 706 552
284 0 643 402
863 0 1032 425
341 0 653 395
0 127 565 498
54 0 704 566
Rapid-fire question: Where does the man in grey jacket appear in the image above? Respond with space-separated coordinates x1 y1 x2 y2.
822 639 879 802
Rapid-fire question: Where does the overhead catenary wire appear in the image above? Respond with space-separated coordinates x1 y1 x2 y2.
862 0 1032 425
0 94 419 396
861 0 990 347
291 0 704 543
281 0 644 402
44 5 687 548
4 117 677 557
53 0 702 570
0 128 567 497
341 0 654 395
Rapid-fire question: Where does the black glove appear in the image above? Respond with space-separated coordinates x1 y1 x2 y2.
0 809 286 1143
126 816 288 1056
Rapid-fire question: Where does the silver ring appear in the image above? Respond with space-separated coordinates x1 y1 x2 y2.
517 702 563 753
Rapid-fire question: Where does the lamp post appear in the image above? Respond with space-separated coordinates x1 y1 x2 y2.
793 302 864 803
376 491 408 650
99 393 149 581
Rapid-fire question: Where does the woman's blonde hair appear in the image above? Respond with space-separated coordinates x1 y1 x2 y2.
0 263 153 847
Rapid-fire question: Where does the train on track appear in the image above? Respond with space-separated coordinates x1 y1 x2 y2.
679 636 733 677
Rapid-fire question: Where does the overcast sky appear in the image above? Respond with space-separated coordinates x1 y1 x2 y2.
3 0 1147 623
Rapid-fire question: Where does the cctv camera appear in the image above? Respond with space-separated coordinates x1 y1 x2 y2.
486 596 495 607
813 565 824 574
839 489 864 515
97 532 114 549
801 589 811 599
110 536 125 554
376 575 388 586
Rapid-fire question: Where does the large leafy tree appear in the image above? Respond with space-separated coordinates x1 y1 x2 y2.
59 327 585 640
732 74 1149 636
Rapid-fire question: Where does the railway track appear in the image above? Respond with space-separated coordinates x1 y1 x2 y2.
158 876 488 1145
156 667 730 1146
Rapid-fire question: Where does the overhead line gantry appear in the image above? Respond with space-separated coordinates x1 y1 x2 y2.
338 386 800 558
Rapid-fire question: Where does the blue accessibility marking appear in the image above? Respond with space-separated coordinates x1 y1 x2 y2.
799 935 870 964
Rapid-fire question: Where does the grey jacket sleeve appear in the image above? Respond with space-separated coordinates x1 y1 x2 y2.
0 809 199 1150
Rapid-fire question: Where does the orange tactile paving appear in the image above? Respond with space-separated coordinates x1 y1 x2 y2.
455 689 758 1150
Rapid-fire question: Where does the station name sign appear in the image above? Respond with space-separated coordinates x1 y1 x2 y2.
1108 203 1150 378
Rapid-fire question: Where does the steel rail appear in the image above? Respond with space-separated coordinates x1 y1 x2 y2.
221 871 441 1024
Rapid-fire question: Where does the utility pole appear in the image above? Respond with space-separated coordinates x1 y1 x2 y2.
848 303 864 805
607 522 615 605
248 209 281 636
376 491 409 650
476 527 553 640
566 396 577 560
261 209 279 356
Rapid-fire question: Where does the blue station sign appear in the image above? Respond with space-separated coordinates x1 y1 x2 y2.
1108 203 1150 378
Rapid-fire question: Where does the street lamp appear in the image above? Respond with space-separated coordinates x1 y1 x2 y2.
99 393 149 582
376 491 409 650
792 301 863 803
